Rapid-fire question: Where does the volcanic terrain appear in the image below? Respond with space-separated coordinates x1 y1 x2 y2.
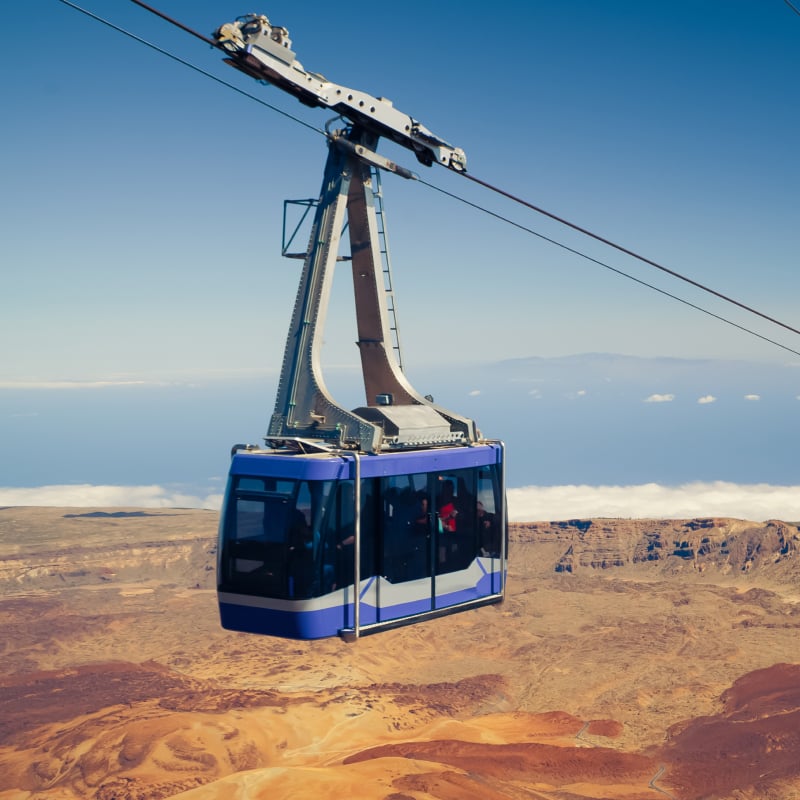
1 507 799 799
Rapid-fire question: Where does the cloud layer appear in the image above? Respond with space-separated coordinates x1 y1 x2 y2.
507 482 800 522
2 482 799 523
0 484 223 511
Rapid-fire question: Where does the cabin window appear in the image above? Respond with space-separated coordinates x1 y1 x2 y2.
476 466 502 557
434 468 480 574
218 476 334 600
219 460 502 600
380 472 431 583
318 479 378 592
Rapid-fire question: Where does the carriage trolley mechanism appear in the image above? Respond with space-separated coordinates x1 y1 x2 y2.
213 14 507 640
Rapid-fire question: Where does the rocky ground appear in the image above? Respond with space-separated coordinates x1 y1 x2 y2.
1 507 799 799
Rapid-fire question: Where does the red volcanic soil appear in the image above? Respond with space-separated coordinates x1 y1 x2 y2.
659 663 800 799
345 738 658 784
0 661 292 746
587 718 624 737
3 509 800 799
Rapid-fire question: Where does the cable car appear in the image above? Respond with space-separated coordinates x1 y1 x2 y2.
219 441 505 640
214 14 506 639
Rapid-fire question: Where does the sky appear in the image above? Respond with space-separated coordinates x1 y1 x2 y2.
2 1 800 519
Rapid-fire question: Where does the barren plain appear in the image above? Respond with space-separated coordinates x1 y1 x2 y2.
1 507 799 799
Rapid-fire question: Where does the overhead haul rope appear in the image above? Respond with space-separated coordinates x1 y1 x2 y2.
56 0 325 137
58 0 800 357
416 176 800 358
460 171 800 339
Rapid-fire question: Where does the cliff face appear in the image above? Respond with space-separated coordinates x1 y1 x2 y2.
4 510 796 589
0 508 218 595
512 518 800 580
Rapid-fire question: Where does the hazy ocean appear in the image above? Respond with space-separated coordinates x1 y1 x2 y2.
1 355 798 497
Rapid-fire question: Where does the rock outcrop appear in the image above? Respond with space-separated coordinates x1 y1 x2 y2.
513 518 800 579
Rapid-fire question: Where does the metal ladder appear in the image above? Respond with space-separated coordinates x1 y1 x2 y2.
282 170 405 372
371 167 404 372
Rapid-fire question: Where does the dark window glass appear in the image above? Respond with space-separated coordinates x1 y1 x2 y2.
219 462 502 600
380 473 431 583
218 476 334 599
435 469 479 574
476 465 502 557
319 479 378 592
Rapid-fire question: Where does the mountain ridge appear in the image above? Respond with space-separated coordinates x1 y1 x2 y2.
513 517 800 581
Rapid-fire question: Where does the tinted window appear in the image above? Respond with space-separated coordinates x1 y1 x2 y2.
219 477 334 599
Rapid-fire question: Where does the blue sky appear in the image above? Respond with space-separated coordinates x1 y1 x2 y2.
2 2 800 517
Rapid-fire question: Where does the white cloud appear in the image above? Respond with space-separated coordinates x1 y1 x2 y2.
0 484 222 510
507 482 800 522
0 380 154 390
4 482 798 524
528 389 542 399
0 367 279 390
744 394 760 401
644 393 674 403
697 395 716 404
468 389 481 396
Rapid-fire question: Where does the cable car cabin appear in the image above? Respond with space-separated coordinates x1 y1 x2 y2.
211 14 506 640
218 442 506 640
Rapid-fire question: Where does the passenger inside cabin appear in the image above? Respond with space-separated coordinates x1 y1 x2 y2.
477 500 500 557
437 480 458 532
287 508 313 597
413 492 430 536
437 479 459 567
407 490 431 578
334 482 356 589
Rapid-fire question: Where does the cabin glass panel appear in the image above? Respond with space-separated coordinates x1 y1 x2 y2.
380 472 431 584
476 465 503 558
318 478 377 594
434 468 479 575
219 475 335 600
433 463 503 607
218 453 504 628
